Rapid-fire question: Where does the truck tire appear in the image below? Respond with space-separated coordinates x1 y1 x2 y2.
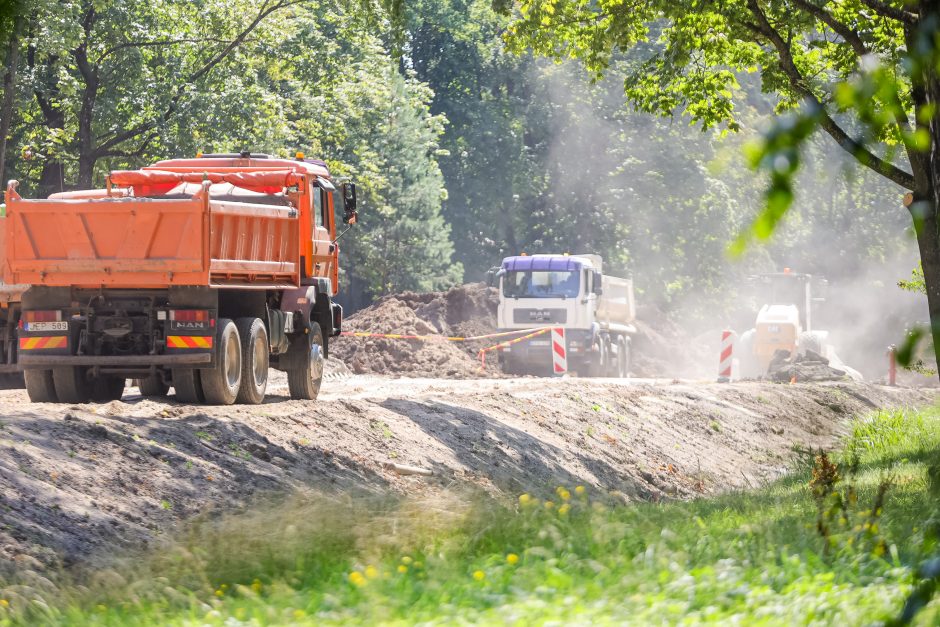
589 337 609 378
200 318 242 406
172 369 204 403
136 375 169 397
617 337 631 378
92 376 125 402
235 317 269 405
24 369 57 402
287 322 324 400
53 367 92 403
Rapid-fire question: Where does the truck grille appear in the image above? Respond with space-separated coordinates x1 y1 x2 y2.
513 308 567 324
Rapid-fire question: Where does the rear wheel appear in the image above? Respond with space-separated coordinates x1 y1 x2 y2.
53 367 91 403
235 317 269 405
172 369 204 403
617 337 631 378
24 369 57 402
92 376 125 402
590 337 609 378
287 323 324 400
136 375 169 397
200 318 241 405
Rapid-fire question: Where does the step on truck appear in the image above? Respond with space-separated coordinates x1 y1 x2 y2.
2 152 358 404
488 254 636 377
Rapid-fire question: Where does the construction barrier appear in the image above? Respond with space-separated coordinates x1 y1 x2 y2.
551 327 567 374
476 327 551 369
717 329 735 382
340 328 546 343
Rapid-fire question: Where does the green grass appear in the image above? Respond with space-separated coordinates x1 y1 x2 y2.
4 406 940 625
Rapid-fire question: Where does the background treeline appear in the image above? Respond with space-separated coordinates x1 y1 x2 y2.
0 0 920 342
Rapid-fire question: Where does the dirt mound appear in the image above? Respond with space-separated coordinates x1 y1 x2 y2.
0 379 931 575
331 284 501 378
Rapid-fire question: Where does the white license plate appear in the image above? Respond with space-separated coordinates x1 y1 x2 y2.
25 321 68 332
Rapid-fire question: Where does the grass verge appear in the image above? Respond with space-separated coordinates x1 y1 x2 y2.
3 406 940 625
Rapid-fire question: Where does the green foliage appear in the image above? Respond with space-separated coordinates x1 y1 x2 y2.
3 407 940 624
1 0 461 302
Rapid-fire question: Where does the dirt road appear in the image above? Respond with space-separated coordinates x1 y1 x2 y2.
0 373 931 576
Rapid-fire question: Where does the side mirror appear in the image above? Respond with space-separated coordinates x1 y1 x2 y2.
485 270 496 287
593 271 603 296
341 182 358 224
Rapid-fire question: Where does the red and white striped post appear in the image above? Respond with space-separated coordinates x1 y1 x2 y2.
717 330 736 383
551 327 568 375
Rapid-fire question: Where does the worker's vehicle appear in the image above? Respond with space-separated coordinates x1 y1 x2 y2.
2 152 358 405
488 254 636 376
737 270 835 377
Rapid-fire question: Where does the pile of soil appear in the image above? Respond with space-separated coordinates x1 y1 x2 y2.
334 285 719 379
332 284 501 378
0 378 931 576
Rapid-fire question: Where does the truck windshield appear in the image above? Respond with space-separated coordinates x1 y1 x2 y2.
503 271 580 298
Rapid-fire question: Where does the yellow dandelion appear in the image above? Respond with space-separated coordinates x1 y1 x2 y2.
220 584 228 590
558 503 570 515
506 553 519 565
398 564 408 574
575 485 586 495
472 570 486 581
365 565 379 579
544 500 555 509
519 493 532 506
251 579 263 593
214 589 224 598
401 556 413 565
0 599 8 608
348 571 366 587
293 609 306 619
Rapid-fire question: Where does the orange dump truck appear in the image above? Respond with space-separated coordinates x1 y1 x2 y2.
2 153 357 405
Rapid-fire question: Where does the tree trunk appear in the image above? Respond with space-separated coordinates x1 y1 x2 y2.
0 17 21 185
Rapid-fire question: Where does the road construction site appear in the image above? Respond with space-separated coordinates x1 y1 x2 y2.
0 281 934 577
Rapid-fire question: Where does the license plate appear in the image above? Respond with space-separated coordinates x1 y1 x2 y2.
25 321 68 332
529 340 549 346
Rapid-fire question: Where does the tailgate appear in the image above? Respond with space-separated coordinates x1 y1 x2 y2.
4 193 208 287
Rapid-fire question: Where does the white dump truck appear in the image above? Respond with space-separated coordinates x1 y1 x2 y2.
487 254 636 376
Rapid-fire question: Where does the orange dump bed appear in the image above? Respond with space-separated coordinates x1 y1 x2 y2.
3 177 300 289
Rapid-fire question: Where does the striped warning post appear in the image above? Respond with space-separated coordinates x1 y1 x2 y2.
717 330 735 382
552 327 567 374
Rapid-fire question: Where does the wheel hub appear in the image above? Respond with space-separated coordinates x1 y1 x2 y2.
309 342 324 380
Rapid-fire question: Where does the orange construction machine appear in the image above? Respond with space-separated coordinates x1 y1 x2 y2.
2 152 358 405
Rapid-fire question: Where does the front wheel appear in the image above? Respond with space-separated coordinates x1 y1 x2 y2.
92 376 125 402
287 323 324 400
200 318 242 406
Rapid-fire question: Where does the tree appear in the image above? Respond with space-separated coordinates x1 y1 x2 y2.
503 0 940 376
8 0 303 196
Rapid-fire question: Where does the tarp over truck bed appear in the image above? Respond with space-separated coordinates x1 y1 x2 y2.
2 175 301 289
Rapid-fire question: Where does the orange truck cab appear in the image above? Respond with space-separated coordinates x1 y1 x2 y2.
2 152 358 405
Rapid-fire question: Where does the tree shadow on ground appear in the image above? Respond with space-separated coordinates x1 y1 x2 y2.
379 398 652 498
